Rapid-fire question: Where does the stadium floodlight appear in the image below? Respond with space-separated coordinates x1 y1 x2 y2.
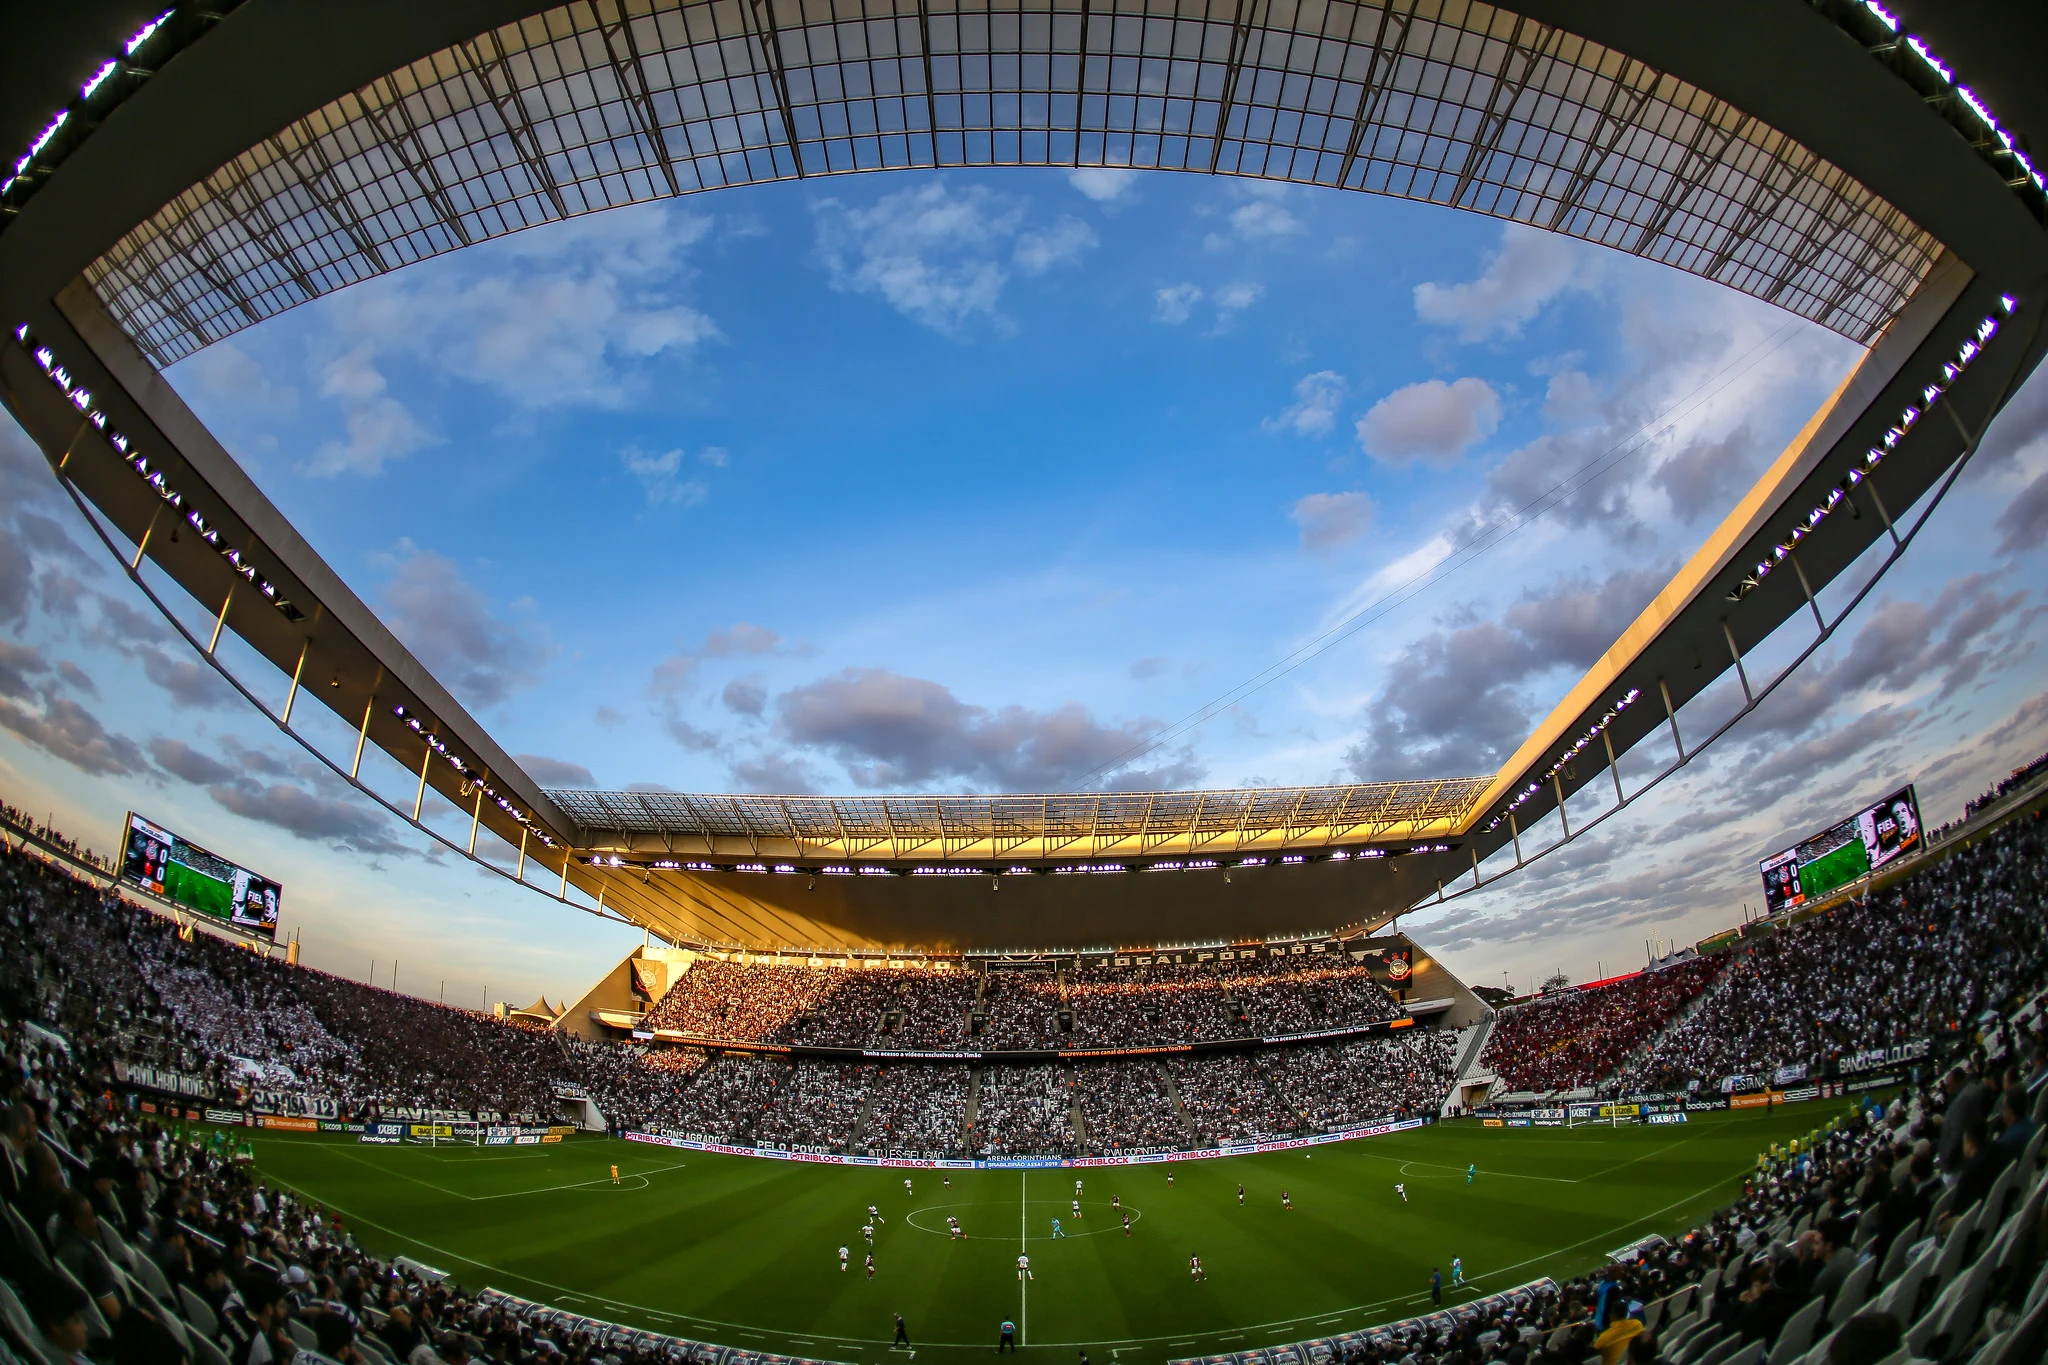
1732 303 2016 602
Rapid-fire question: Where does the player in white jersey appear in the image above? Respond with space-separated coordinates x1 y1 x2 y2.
1071 1198 1082 1219
904 1178 913 1195
838 1245 849 1272
863 1222 875 1245
1395 1183 1408 1202
1017 1254 1033 1281
868 1204 886 1222
1189 1254 1206 1280
1075 1179 1084 1197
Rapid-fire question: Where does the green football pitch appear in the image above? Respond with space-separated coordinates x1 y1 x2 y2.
245 1106 1836 1365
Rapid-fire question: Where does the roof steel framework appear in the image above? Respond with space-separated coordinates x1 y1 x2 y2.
547 776 1489 861
85 0 1941 368
4 1 2046 951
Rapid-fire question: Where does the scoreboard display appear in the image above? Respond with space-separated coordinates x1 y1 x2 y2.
120 812 281 939
1759 784 1922 915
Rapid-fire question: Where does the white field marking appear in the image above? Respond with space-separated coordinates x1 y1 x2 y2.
1573 1136 1697 1184
313 1142 685 1201
904 1201 1139 1240
1374 1152 1569 1184
1019 1170 1028 1346
255 1156 1753 1353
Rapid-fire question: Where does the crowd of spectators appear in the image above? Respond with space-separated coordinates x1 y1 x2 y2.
1321 1040 2048 1365
1965 749 2048 822
1481 956 1725 1095
1168 1053 1299 1143
969 973 1061 1051
750 1063 869 1151
1615 813 2048 1096
0 802 112 871
969 1066 1074 1156
0 1016 773 1365
1072 1059 1187 1155
859 1066 968 1157
7 802 2048 1365
1264 1030 1463 1131
561 1042 706 1135
634 954 1405 1053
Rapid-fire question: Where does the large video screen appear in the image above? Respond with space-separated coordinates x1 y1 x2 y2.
1759 784 1922 915
120 812 281 939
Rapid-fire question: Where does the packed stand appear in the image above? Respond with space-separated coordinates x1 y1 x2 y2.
858 1065 968 1157
750 1062 868 1151
970 1065 1074 1156
970 972 1062 1051
1264 1030 1462 1130
636 961 844 1046
1168 1053 1300 1143
561 1041 707 1135
1073 1059 1186 1155
0 801 112 871
1266 1028 2048 1365
0 1015 818 1365
1481 956 1725 1095
1616 813 2048 1096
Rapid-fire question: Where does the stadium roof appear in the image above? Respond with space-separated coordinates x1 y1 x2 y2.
3 0 2045 952
547 778 1490 862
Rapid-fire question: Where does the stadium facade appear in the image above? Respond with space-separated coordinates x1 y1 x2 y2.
2 0 2045 953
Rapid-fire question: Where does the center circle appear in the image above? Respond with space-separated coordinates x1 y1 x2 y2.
903 1199 1143 1241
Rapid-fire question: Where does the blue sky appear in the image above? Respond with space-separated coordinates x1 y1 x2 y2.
4 167 2046 1005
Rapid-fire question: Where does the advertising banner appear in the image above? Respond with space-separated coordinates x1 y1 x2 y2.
254 1114 318 1132
1646 1112 1688 1125
247 1089 341 1120
114 1059 214 1100
1772 1064 1809 1086
1841 1040 1929 1073
203 1107 246 1125
1730 1091 1786 1109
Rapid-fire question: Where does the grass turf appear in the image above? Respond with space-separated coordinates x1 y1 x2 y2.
245 1105 1838 1365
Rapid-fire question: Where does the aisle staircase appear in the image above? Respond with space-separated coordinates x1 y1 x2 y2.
1441 1016 1494 1115
1156 1059 1200 1144
845 1077 882 1154
963 1065 982 1149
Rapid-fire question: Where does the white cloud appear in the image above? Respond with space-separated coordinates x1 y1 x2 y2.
1229 200 1303 239
1265 370 1346 437
307 348 432 475
1214 281 1265 312
377 541 553 710
330 204 719 410
620 446 709 507
812 183 1093 334
1414 225 1584 341
1541 368 1599 424
1014 216 1098 274
1067 167 1140 203
179 341 297 418
1291 491 1375 550
1154 284 1203 325
1357 377 1501 465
